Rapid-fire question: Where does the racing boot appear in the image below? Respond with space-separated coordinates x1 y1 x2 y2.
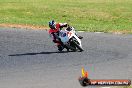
75 33 83 39
78 36 83 39
57 45 64 51
64 45 69 52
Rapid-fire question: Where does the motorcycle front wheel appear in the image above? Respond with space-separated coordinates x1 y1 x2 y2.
72 41 84 52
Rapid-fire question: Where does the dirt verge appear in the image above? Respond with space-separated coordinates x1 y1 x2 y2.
0 23 48 30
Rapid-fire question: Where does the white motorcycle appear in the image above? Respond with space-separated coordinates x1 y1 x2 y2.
59 26 83 52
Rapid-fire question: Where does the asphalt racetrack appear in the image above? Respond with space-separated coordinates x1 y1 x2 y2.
0 27 132 88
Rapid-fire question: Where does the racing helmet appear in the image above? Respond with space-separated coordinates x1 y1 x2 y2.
49 20 56 29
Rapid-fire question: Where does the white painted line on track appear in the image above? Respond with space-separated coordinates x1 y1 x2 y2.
94 32 104 33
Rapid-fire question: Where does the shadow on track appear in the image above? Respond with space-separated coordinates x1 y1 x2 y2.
8 51 71 56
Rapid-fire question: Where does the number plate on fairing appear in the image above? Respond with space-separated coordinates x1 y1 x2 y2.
59 31 69 43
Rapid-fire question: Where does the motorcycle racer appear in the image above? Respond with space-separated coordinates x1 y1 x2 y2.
48 20 83 51
48 20 68 51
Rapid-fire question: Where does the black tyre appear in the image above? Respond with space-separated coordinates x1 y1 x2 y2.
65 44 76 52
70 42 76 50
72 41 83 52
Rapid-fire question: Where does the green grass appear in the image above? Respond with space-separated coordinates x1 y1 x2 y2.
0 0 132 33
